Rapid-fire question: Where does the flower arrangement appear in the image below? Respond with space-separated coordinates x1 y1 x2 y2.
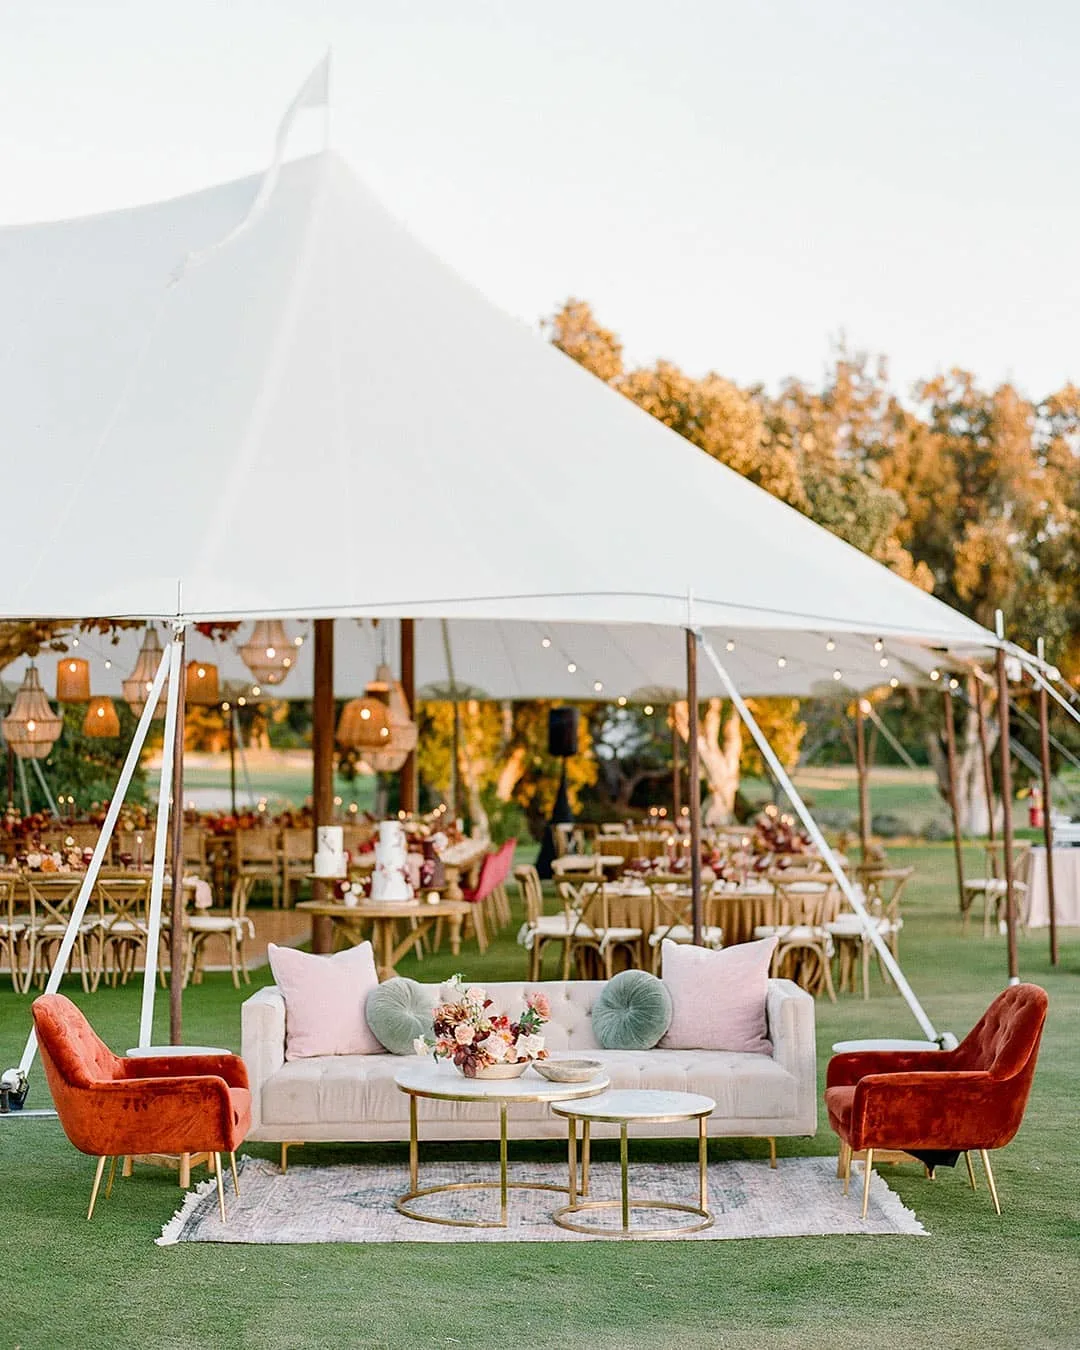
416 976 550 1077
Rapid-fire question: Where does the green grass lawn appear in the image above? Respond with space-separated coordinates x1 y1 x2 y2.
1 843 1077 1350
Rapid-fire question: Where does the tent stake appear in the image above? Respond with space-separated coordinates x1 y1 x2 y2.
685 630 702 945
16 649 169 1076
995 642 1019 982
311 618 335 954
700 635 941 1043
942 686 966 916
168 634 188 1045
1036 638 1058 966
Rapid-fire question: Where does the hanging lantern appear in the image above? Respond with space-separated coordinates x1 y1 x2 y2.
83 696 120 738
186 661 220 706
123 627 167 718
2 666 63 760
56 657 91 703
336 689 392 750
238 619 295 687
360 664 419 773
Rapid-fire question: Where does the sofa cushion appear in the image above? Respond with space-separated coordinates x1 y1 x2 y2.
660 936 777 1055
592 970 672 1050
366 978 437 1055
267 941 383 1060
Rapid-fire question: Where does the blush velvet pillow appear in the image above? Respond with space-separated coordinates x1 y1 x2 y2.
659 935 778 1055
267 941 384 1060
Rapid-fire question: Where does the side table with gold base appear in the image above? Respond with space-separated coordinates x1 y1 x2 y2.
550 1089 715 1238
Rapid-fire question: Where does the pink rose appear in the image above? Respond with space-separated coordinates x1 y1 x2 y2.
526 992 551 1020
454 1024 475 1046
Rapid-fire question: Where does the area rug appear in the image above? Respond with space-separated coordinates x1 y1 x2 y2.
158 1156 926 1244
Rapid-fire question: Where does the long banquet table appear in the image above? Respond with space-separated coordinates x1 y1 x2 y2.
1025 847 1080 928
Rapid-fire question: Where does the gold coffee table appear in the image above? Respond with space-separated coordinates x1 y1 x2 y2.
550 1089 715 1237
394 1061 609 1229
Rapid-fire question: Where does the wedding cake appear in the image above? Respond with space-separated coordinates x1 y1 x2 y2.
313 826 346 878
371 820 413 901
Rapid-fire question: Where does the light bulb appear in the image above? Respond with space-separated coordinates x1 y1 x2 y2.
96 706 104 718
949 677 959 690
833 670 842 681
777 657 787 668
68 661 77 672
890 677 899 688
879 658 889 669
617 696 627 707
360 707 371 720
567 662 576 673
266 647 275 659
252 686 261 696
930 670 940 681
334 796 342 806
104 660 111 669
593 681 603 692
283 657 291 668
26 719 35 733
541 638 551 649
644 705 654 716
222 701 230 712
825 639 836 652
197 667 206 678
72 638 79 647
294 636 303 647
725 640 735 652
238 696 246 706
145 681 153 693
874 639 884 652
380 726 389 737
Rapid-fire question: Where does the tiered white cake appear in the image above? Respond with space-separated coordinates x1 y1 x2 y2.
371 820 413 902
313 826 346 878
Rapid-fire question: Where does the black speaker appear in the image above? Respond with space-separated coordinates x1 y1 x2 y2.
548 707 579 758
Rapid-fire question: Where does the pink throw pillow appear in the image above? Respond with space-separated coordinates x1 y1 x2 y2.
660 936 778 1054
268 941 384 1059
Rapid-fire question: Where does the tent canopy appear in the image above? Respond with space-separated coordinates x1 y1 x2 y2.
0 150 996 692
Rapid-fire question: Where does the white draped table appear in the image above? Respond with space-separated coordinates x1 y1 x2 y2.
1025 847 1080 928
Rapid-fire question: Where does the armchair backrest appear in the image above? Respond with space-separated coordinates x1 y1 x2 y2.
32 993 121 1089
954 983 1049 1082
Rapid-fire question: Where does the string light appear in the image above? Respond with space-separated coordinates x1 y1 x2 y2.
725 640 735 652
541 638 551 649
777 657 787 669
832 670 842 681
251 685 261 696
825 639 836 652
593 681 603 693
644 705 654 716
71 638 79 647
889 677 900 688
929 670 941 682
222 701 231 712
879 657 889 669
567 662 577 674
238 696 247 707
104 660 111 670
873 639 884 652
617 696 627 707
949 677 959 690
294 635 303 647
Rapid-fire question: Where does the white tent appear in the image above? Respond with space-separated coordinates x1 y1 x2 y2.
1 134 1007 1063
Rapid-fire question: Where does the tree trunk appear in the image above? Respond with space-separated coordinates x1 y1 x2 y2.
494 744 527 803
674 697 742 824
927 702 998 835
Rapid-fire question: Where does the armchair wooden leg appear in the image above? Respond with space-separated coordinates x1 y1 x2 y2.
87 1156 108 1220
229 1151 241 1198
860 1148 874 1218
214 1153 227 1223
979 1149 1002 1214
964 1151 978 1191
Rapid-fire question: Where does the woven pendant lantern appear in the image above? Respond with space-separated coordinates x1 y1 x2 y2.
238 619 295 687
2 666 63 760
123 627 167 718
56 657 91 703
361 663 419 773
337 689 392 750
186 661 220 706
83 696 120 738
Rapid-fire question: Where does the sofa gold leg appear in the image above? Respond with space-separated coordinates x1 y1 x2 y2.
281 1141 303 1174
861 1148 874 1219
87 1156 107 1221
214 1153 227 1223
979 1149 1002 1215
964 1151 978 1191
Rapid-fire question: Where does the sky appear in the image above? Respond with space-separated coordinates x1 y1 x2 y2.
1 0 1078 398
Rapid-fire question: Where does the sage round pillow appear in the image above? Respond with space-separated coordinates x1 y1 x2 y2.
365 978 436 1055
592 969 673 1050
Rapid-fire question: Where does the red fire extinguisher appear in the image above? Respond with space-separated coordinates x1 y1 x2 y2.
1029 784 1043 829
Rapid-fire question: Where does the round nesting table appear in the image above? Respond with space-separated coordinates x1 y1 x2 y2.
550 1089 715 1238
394 1061 610 1229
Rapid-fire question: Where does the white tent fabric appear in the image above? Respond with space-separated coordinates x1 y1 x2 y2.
0 150 995 687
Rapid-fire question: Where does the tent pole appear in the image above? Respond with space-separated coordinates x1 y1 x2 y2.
138 631 185 1047
942 685 966 918
854 700 871 864
30 758 59 817
700 634 942 1043
311 618 335 955
1036 638 1058 966
168 635 188 1045
400 618 418 814
973 674 997 861
995 640 1019 983
228 700 237 818
671 705 682 823
16 650 170 1077
234 707 255 808
685 631 702 945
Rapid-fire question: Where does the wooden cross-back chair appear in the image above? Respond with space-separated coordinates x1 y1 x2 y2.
25 877 100 993
95 876 152 990
559 878 643 980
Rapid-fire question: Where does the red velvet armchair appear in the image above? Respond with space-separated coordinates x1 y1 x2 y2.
825 983 1048 1217
32 994 251 1221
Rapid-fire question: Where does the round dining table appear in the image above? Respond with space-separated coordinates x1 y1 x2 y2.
295 896 472 980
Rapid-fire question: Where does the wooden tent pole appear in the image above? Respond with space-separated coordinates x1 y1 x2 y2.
1037 638 1059 966
854 700 871 864
995 644 1019 981
671 705 682 823
973 674 996 861
686 631 702 945
168 635 188 1045
311 619 335 955
942 684 966 919
400 618 418 814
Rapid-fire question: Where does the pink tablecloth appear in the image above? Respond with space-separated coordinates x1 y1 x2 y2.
1025 847 1080 927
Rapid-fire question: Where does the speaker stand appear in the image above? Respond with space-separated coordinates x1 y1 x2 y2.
536 758 574 879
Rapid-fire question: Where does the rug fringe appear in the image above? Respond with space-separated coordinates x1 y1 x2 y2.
869 1169 929 1235
156 1176 219 1247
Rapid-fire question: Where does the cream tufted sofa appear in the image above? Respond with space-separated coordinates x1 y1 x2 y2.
241 978 817 1148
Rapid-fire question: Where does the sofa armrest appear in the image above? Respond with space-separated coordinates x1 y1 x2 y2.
241 986 286 1131
766 978 817 1134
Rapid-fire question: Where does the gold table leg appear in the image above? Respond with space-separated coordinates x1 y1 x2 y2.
699 1118 708 1212
499 1103 508 1227
568 1118 577 1207
409 1095 418 1192
582 1120 590 1196
620 1124 630 1232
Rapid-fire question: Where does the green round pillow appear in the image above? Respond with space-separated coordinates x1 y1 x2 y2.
365 978 436 1055
592 969 673 1050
